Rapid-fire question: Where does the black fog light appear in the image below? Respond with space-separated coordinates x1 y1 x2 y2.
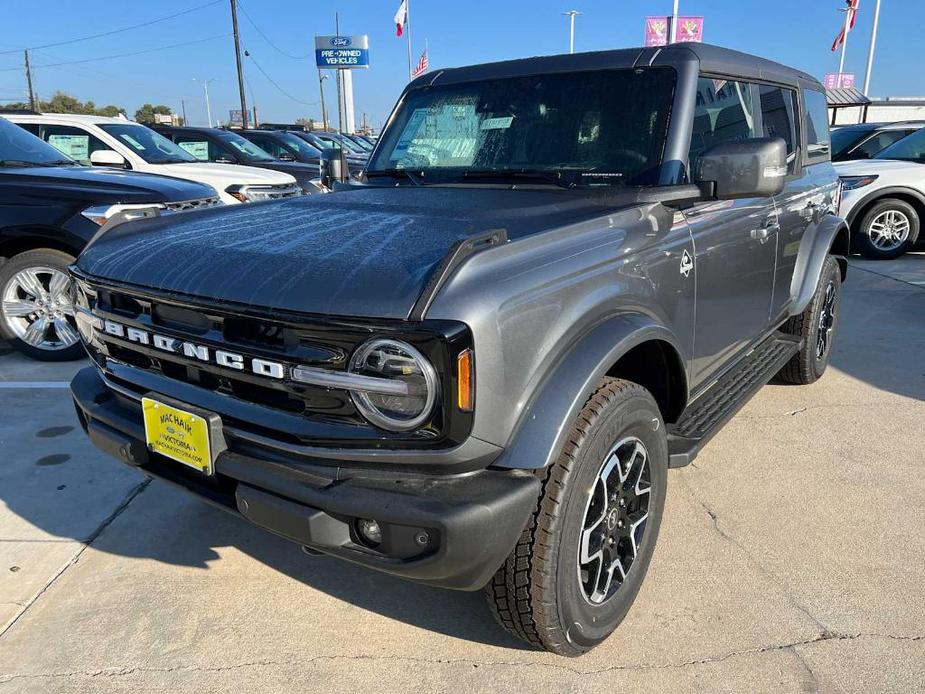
356 519 382 547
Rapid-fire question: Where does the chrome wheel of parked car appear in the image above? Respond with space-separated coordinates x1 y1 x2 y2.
578 436 651 605
867 209 911 251
2 266 78 352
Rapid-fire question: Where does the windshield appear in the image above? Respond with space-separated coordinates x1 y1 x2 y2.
214 130 276 162
277 131 322 157
99 123 198 164
367 67 676 187
875 127 925 163
831 127 870 157
318 133 363 153
346 134 374 151
0 118 76 166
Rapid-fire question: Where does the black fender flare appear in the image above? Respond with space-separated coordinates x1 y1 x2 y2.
492 313 688 471
843 186 925 228
790 214 850 316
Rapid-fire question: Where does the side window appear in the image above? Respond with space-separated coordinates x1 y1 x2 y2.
802 88 831 162
41 125 111 165
173 135 219 161
248 136 282 158
689 77 757 167
854 130 913 159
17 123 41 136
759 84 799 173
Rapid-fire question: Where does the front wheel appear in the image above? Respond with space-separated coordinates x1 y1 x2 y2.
855 198 920 260
0 249 84 361
484 378 668 656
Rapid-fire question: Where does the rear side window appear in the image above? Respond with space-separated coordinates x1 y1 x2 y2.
689 77 757 165
759 84 799 172
854 130 915 159
41 125 111 165
802 89 831 162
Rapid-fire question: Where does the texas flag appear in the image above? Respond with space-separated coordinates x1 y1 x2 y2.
394 0 408 37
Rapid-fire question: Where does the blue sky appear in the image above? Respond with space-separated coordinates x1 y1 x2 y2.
1 0 922 129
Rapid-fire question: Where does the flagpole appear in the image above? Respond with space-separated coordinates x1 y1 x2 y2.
837 2 851 75
863 0 881 94
406 0 414 81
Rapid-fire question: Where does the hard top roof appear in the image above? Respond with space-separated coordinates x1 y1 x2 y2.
412 42 821 91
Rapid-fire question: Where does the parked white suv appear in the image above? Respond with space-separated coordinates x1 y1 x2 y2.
7 114 302 205
836 127 925 259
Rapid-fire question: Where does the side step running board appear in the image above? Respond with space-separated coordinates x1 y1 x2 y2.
667 332 802 468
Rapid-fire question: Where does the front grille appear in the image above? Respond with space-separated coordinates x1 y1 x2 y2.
249 184 302 201
164 196 223 213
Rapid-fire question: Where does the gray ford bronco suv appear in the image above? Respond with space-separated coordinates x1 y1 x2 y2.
70 43 848 655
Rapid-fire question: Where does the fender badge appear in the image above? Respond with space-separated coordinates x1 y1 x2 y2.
680 250 693 278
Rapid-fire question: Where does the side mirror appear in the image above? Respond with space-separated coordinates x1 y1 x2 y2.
694 137 787 200
89 150 127 168
278 152 296 162
319 149 349 189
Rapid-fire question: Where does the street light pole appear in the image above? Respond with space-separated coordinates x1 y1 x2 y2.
863 0 882 95
563 11 580 54
670 0 680 43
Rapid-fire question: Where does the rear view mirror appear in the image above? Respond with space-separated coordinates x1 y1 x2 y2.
214 154 237 164
694 137 787 200
89 150 127 168
278 152 296 162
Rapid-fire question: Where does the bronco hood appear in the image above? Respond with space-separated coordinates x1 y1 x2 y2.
76 187 629 319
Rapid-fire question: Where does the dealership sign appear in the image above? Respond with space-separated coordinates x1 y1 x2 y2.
315 35 370 69
824 73 856 89
644 16 704 46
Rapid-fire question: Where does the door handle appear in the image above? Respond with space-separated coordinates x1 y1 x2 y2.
750 217 780 242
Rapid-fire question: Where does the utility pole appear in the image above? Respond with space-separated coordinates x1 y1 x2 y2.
863 0 882 95
180 99 188 125
229 0 249 128
837 1 852 75
23 50 37 111
317 70 328 130
563 11 580 54
669 0 680 43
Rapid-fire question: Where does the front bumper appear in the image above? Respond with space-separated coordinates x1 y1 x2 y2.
71 366 539 591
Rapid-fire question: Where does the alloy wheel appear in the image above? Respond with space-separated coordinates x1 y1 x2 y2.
816 280 837 360
1 266 79 351
868 209 911 251
578 436 651 605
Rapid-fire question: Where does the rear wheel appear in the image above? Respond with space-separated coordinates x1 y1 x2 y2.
0 249 84 361
777 255 841 385
484 378 668 656
855 198 919 260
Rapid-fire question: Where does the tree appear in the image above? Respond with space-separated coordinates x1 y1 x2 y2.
134 103 181 125
3 91 124 116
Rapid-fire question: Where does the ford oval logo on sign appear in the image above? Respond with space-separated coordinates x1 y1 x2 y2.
315 34 370 69
330 36 352 47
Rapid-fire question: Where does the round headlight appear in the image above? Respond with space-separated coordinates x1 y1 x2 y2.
348 338 438 432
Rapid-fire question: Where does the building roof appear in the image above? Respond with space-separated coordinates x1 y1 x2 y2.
826 88 872 107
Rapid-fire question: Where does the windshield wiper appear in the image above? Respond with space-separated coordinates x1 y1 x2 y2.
0 159 44 168
365 169 422 186
462 169 576 189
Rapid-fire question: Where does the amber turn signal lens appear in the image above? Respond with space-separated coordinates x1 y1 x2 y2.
457 349 474 412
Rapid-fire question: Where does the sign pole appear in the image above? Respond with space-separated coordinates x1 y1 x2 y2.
406 0 413 81
563 11 580 54
670 0 680 43
837 3 852 75
862 0 881 94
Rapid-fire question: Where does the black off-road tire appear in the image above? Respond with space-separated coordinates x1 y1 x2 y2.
854 198 920 260
777 255 842 385
0 249 84 362
484 378 668 656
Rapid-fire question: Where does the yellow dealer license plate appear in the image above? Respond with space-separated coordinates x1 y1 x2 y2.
142 397 215 474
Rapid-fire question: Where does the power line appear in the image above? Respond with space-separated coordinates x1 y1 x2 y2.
245 51 317 106
237 0 312 60
0 34 232 72
0 0 224 56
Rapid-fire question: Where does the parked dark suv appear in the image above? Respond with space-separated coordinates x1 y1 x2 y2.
0 116 220 361
70 43 848 655
152 126 322 194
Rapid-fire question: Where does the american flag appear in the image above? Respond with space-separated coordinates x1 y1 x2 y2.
831 0 860 52
412 47 429 78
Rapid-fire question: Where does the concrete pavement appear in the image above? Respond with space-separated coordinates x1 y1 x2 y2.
0 254 923 693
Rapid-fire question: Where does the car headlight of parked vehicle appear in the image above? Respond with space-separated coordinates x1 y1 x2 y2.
81 203 165 226
839 175 879 191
